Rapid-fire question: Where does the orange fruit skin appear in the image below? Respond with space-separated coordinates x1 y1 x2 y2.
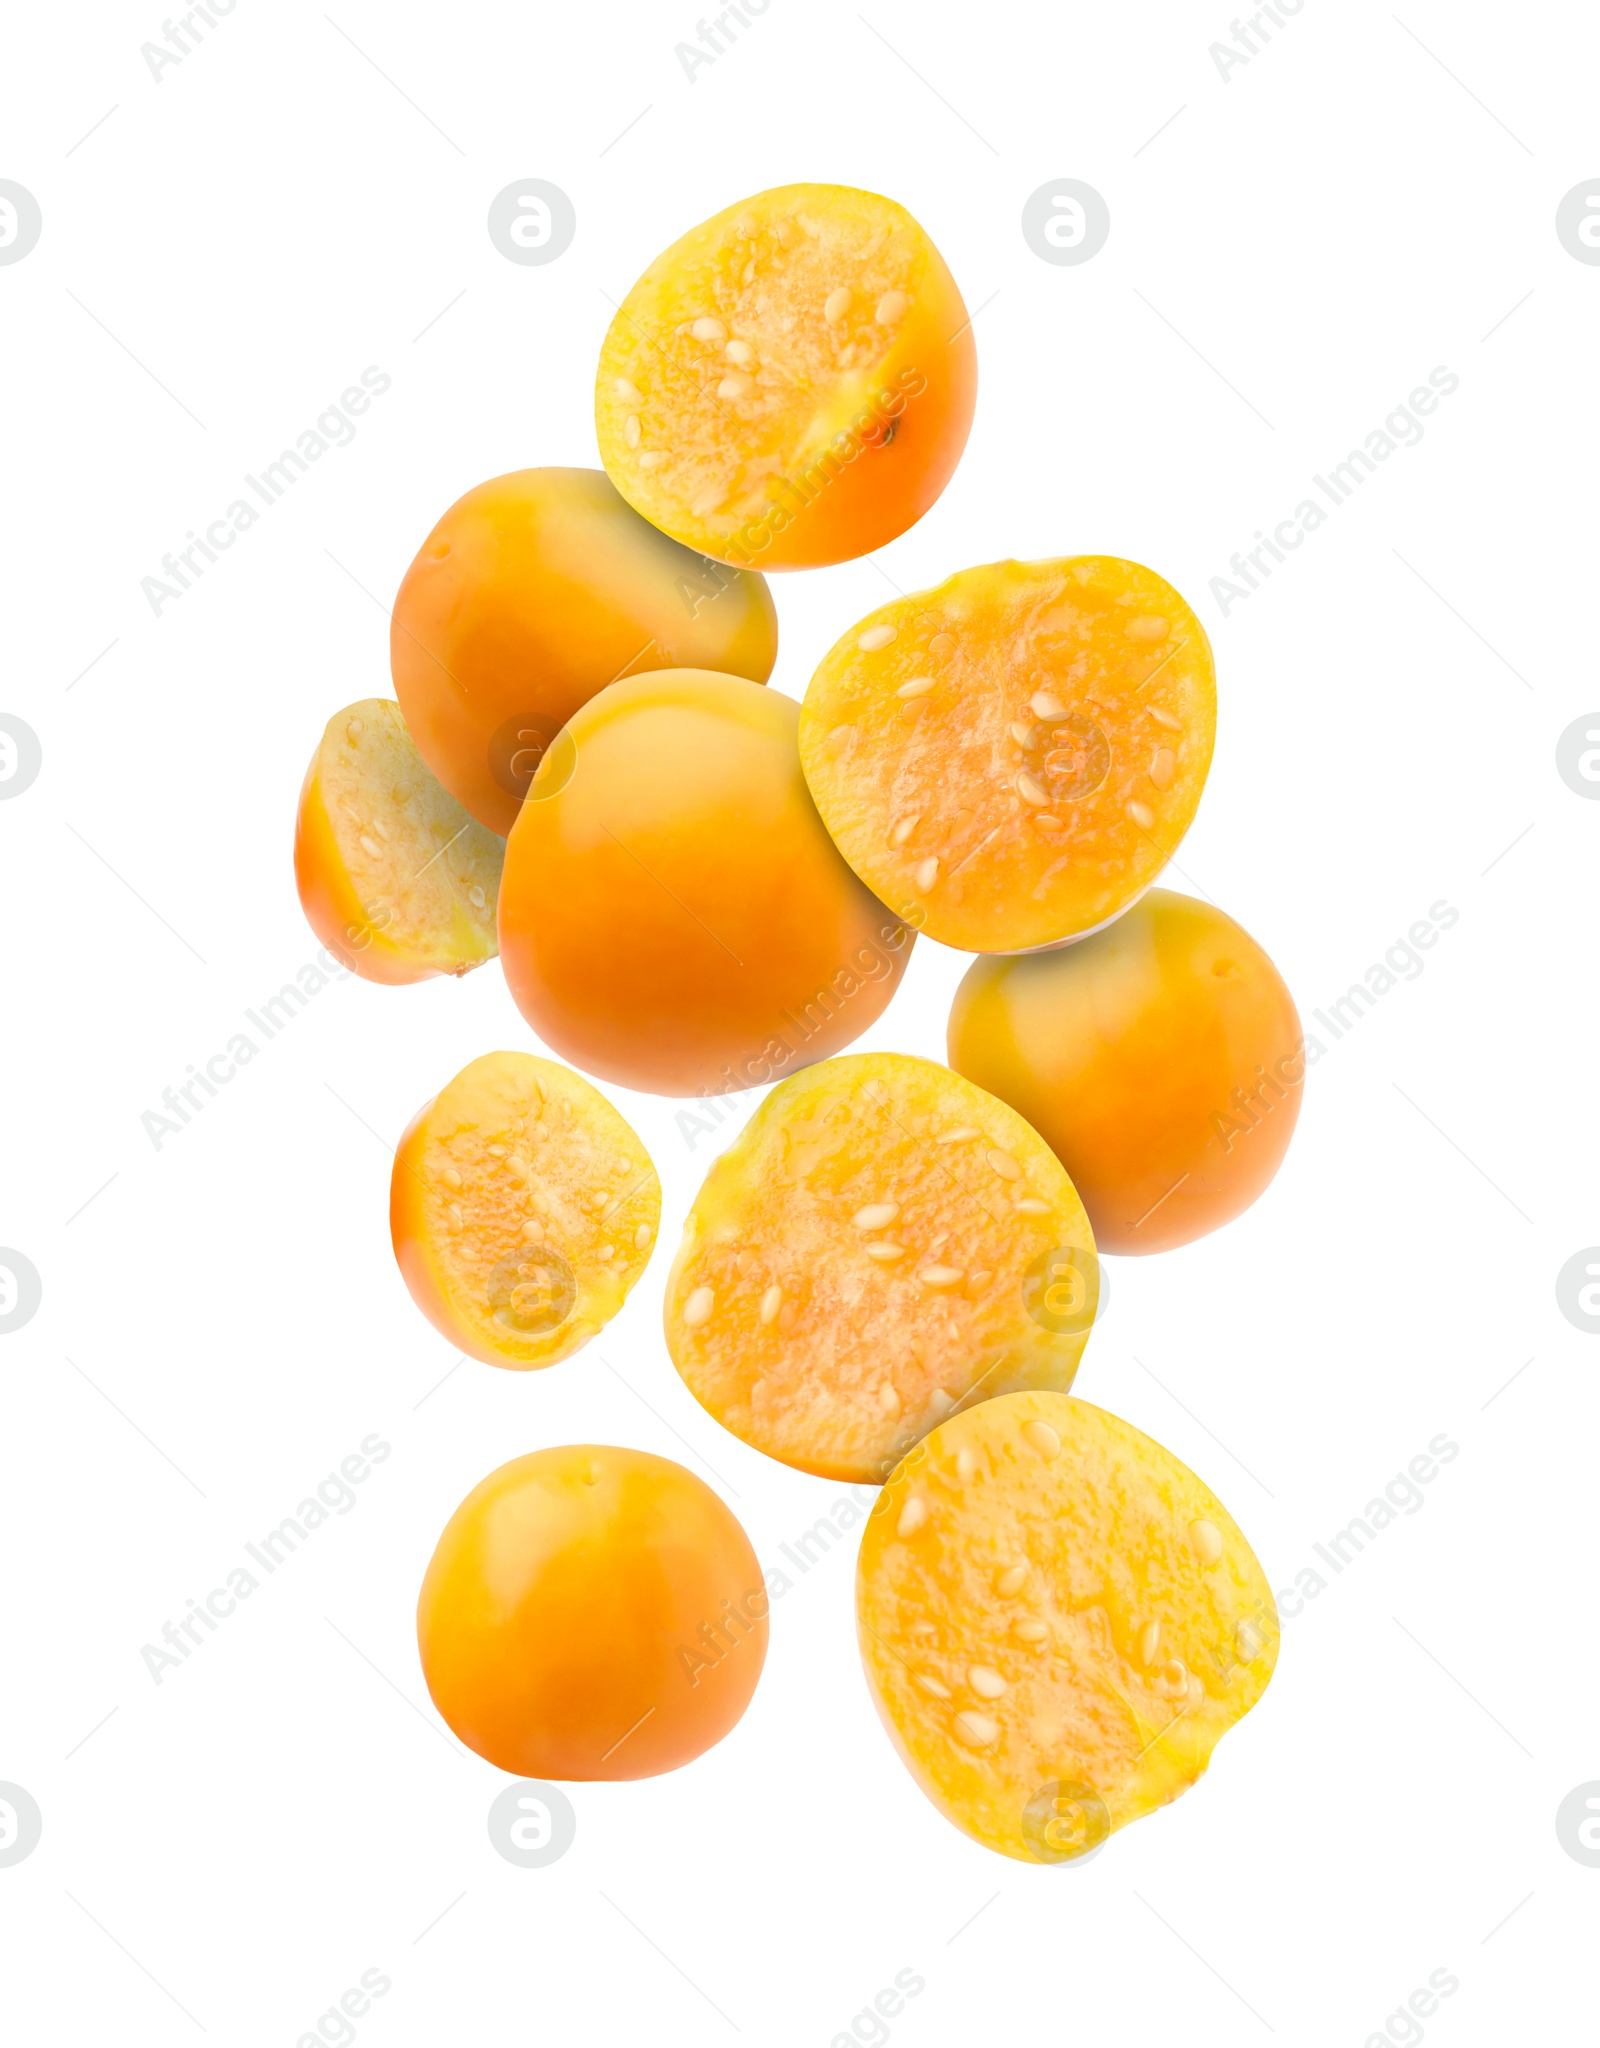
293 699 503 985
857 1393 1278 1862
800 556 1216 953
595 185 976 570
948 890 1303 1254
390 467 778 836
417 1445 768 1780
498 671 914 1097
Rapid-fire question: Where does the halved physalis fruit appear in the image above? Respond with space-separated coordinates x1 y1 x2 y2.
418 1444 767 1779
800 557 1216 953
294 698 504 984
390 1050 660 1369
664 1052 1097 1485
857 1392 1278 1863
949 889 1304 1253
498 670 913 1098
391 466 778 835
595 184 977 570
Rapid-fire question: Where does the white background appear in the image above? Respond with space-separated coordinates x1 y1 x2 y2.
3 0 1597 2041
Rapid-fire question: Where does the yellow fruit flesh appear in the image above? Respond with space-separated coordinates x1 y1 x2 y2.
596 184 973 569
296 699 503 979
391 1051 660 1369
665 1053 1097 1483
800 557 1216 953
857 1393 1278 1862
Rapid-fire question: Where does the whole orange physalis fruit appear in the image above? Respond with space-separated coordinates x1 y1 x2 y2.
391 467 777 835
497 670 914 1097
417 1446 768 1779
949 890 1303 1252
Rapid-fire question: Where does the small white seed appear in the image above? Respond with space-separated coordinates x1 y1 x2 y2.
1126 800 1156 830
623 414 641 448
1014 1197 1049 1216
916 1672 951 1698
938 1126 982 1145
691 316 727 342
853 1202 900 1231
865 1241 906 1262
358 834 383 859
897 1496 928 1537
986 1149 1022 1181
956 1447 977 1483
445 1204 463 1231
724 338 754 365
441 1167 462 1190
1016 772 1050 806
858 623 897 652
1024 1418 1061 1460
1128 615 1170 640
914 856 940 892
1030 691 1068 720
344 716 364 743
683 1286 715 1328
1149 748 1177 790
897 675 934 699
759 1284 783 1326
1013 1618 1049 1643
717 373 754 401
968 1665 1007 1699
1139 1619 1162 1667
635 1223 652 1250
1009 721 1034 747
1190 1519 1225 1567
824 286 852 324
890 814 919 847
953 1710 999 1748
919 1264 965 1288
875 289 910 324
1150 705 1183 731
614 377 644 404
637 451 666 469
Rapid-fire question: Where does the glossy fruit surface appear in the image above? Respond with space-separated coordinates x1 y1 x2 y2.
665 1052 1098 1484
294 698 503 984
498 671 913 1097
391 466 778 835
390 1050 659 1368
800 556 1215 952
418 1445 767 1779
948 890 1303 1253
596 184 976 570
857 1393 1278 1862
